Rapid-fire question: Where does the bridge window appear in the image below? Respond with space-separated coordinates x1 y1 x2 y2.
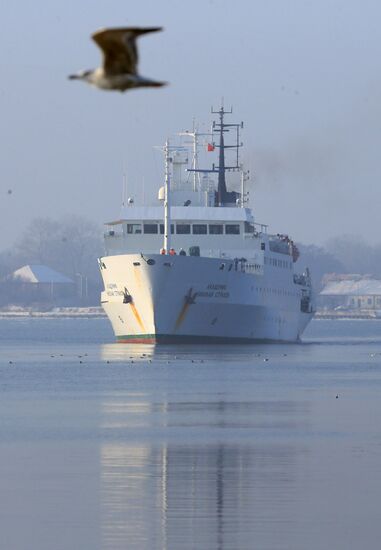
160 224 174 234
225 224 240 235
244 222 255 233
176 224 191 234
209 224 223 234
127 223 142 234
143 223 158 234
193 224 207 235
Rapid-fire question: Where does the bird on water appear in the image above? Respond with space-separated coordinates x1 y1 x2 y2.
69 27 166 92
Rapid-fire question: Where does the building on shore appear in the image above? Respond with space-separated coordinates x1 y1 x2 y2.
1 264 75 307
319 274 381 311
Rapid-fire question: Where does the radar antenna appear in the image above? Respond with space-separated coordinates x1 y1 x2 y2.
188 105 243 206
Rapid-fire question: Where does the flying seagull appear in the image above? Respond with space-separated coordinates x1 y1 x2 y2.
69 27 166 92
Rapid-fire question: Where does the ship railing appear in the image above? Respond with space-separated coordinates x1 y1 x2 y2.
293 273 312 287
247 222 268 234
216 257 264 273
104 230 123 238
244 262 264 273
293 274 306 285
254 222 268 233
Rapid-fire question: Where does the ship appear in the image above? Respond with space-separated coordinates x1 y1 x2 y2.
99 106 314 343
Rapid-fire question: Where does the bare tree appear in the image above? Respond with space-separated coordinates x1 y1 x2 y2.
12 215 103 282
325 235 381 277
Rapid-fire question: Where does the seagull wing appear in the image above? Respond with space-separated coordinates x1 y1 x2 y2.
92 27 162 76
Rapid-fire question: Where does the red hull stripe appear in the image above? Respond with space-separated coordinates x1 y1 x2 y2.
116 334 299 344
118 337 156 344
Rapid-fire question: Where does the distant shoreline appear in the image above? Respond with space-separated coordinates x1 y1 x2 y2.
0 307 107 318
315 311 381 320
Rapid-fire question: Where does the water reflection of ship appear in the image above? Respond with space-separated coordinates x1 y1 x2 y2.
100 398 309 550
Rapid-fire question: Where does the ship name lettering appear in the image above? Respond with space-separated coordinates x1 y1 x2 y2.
197 291 214 298
196 290 229 299
207 284 227 290
215 291 229 298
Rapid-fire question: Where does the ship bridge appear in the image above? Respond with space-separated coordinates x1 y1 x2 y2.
104 205 271 260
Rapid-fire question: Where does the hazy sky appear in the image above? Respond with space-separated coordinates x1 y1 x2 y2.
1 0 380 250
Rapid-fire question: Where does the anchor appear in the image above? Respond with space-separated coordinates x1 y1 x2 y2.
123 287 133 304
184 287 197 305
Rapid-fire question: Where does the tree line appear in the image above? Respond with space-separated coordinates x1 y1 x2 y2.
297 236 381 289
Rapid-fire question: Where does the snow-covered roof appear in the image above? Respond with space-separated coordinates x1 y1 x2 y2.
11 265 74 284
321 279 381 296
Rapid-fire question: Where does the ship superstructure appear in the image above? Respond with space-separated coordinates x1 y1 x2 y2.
99 107 314 343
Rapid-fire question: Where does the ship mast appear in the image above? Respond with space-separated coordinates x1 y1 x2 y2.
164 140 171 253
189 120 200 192
188 105 243 206
178 122 212 192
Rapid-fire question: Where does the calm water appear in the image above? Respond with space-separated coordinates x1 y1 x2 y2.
1 318 381 549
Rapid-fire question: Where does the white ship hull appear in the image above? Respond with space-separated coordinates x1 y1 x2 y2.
100 253 313 344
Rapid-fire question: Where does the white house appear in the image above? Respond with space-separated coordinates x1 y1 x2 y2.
320 277 381 310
